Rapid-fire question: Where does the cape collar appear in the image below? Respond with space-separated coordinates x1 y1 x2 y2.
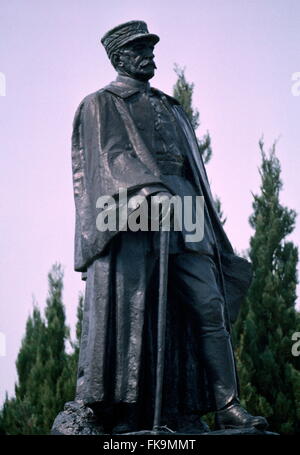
116 75 151 92
104 75 151 98
103 74 180 106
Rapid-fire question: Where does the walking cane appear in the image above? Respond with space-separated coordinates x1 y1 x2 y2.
152 229 174 434
122 230 174 435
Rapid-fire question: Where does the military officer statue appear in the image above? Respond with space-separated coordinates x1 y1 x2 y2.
69 20 268 434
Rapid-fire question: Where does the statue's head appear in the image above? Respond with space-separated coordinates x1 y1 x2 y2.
101 20 160 81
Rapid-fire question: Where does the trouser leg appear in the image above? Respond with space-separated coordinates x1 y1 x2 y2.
170 252 239 410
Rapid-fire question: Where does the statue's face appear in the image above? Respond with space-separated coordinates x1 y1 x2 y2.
114 38 157 81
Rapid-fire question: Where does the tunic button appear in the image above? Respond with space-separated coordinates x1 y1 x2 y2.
125 143 133 150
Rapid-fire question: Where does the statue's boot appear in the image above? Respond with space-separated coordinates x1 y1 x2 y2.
215 401 268 430
200 330 268 430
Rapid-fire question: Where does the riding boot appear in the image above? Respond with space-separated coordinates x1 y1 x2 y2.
200 329 239 410
200 329 268 430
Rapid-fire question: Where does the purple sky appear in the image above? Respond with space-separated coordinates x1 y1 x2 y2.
1 0 299 404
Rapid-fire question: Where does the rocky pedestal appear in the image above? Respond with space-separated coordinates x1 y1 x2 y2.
51 401 278 436
51 401 106 435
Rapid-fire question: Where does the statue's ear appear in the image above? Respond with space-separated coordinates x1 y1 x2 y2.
111 52 121 69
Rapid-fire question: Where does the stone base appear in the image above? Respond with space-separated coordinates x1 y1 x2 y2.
122 428 278 435
201 428 278 436
51 401 107 435
51 401 278 436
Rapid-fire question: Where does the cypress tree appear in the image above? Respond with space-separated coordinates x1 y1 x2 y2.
0 306 46 434
40 264 70 430
234 140 300 434
173 64 212 164
0 264 72 434
62 292 84 400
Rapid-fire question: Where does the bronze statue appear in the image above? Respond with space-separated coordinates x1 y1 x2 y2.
70 20 268 434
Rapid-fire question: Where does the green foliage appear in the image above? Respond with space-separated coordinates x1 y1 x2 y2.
173 64 200 130
173 64 212 165
234 140 300 434
214 195 227 226
0 265 83 434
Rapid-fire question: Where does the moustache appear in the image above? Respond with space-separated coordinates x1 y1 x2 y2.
139 59 157 69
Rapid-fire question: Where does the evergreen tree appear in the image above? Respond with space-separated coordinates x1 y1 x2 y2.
0 305 46 434
64 292 84 398
0 264 78 434
214 195 227 226
173 65 226 225
41 264 70 428
173 64 212 164
234 140 300 434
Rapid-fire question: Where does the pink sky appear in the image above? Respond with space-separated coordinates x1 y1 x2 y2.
1 0 299 403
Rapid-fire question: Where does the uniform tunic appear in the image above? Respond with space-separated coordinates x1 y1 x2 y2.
116 75 216 256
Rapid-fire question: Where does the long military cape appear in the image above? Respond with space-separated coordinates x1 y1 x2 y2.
71 83 252 422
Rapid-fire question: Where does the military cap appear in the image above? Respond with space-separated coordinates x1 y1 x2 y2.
101 20 160 59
